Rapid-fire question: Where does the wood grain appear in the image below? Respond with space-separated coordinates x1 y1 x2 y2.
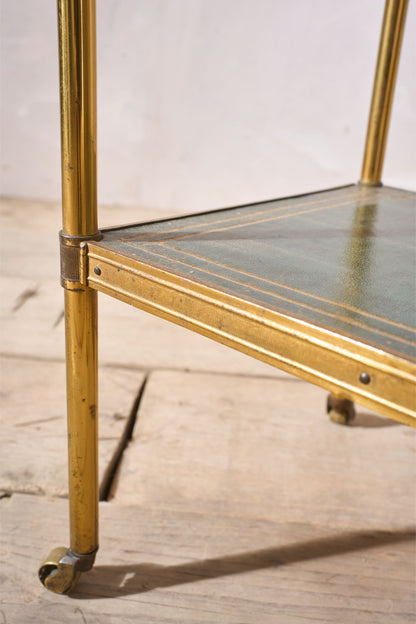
1 494 414 623
0 356 144 497
114 370 416 531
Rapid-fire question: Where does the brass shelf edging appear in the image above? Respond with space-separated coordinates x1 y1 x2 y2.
87 242 416 428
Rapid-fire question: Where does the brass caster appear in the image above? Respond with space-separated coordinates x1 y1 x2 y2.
38 547 81 594
39 546 97 594
327 394 356 425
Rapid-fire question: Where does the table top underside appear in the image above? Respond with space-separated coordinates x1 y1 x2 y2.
101 185 416 362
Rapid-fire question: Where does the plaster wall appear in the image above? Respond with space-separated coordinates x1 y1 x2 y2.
1 0 415 213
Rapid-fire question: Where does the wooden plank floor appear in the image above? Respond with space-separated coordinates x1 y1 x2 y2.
0 356 145 497
2 494 415 624
113 370 415 531
1 198 415 623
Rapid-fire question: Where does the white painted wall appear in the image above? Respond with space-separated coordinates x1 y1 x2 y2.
1 0 415 214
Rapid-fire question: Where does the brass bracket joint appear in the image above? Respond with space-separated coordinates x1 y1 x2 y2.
358 180 383 188
63 547 98 572
60 231 102 290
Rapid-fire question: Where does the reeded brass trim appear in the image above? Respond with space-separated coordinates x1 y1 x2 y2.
87 242 416 427
361 0 409 184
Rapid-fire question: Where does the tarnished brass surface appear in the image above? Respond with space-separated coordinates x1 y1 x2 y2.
40 0 100 592
60 231 102 289
38 546 96 594
58 0 99 556
65 288 99 554
361 0 408 184
39 547 80 594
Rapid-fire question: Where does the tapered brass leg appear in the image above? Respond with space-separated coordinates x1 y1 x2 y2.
327 393 356 425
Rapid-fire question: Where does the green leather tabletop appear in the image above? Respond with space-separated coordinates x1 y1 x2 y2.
102 185 416 361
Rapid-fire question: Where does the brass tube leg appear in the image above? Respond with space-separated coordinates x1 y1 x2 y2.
361 0 409 184
65 288 98 556
39 287 98 594
39 0 99 594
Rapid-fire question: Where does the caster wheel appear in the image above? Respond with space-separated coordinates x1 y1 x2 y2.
38 547 81 594
327 395 355 425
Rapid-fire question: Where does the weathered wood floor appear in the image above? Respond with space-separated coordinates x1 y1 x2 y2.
1 198 415 623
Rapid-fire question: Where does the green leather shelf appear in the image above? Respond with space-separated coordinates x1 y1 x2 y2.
87 184 416 425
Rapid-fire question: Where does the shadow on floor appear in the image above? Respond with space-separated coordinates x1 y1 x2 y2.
71 526 415 599
351 412 402 428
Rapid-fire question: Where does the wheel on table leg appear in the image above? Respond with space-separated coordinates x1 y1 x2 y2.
38 547 81 594
39 546 96 594
327 394 356 425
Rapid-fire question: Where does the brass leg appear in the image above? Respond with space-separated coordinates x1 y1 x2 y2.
327 393 356 425
39 0 99 593
361 0 409 185
39 288 98 593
